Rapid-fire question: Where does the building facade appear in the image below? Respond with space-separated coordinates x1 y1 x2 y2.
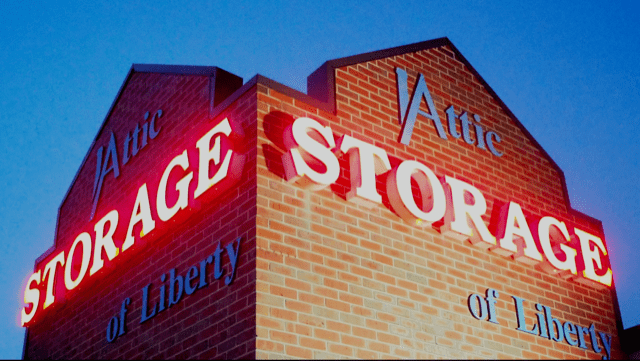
21 38 624 359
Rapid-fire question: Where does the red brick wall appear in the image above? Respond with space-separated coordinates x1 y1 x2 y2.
25 74 258 359
24 41 622 360
254 44 622 359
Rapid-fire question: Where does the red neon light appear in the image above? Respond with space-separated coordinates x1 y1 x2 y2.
21 117 246 326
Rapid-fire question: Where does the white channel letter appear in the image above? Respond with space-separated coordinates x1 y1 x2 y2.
442 176 496 246
387 160 446 225
90 210 119 276
122 184 156 252
21 270 42 325
194 118 233 199
42 251 65 309
64 232 92 290
496 202 543 263
538 216 577 275
282 117 339 190
157 150 194 221
575 228 613 287
337 135 391 206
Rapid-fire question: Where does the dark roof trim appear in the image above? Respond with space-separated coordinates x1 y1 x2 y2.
132 64 222 76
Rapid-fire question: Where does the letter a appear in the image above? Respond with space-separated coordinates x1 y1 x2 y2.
91 132 120 220
395 68 447 144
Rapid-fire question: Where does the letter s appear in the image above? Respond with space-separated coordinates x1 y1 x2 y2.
21 270 42 326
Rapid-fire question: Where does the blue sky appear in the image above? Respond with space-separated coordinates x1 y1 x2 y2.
1 0 639 358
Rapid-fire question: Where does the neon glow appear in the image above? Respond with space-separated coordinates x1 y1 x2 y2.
282 117 613 289
537 216 578 276
122 183 156 252
575 229 613 287
194 118 237 199
42 252 64 310
157 150 192 222
64 232 91 290
90 210 119 276
21 117 245 326
21 271 41 325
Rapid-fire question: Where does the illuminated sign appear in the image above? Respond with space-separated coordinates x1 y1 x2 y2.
395 68 503 156
282 117 612 288
91 110 164 220
21 117 245 326
468 288 613 360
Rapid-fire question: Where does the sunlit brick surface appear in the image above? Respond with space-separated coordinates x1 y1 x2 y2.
255 44 622 359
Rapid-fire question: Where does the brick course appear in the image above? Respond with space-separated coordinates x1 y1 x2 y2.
24 39 622 359
255 42 621 359
25 71 258 359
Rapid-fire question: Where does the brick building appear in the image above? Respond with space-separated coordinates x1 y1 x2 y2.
21 38 624 359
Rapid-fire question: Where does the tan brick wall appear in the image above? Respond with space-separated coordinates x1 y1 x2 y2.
255 45 622 359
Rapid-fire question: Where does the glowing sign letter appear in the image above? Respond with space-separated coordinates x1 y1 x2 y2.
157 150 194 221
495 202 543 264
337 135 391 206
282 117 339 190
122 184 156 252
64 232 92 290
21 270 42 326
575 228 613 287
194 118 233 199
387 160 446 225
90 210 119 276
538 216 577 275
42 252 65 309
442 176 496 247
